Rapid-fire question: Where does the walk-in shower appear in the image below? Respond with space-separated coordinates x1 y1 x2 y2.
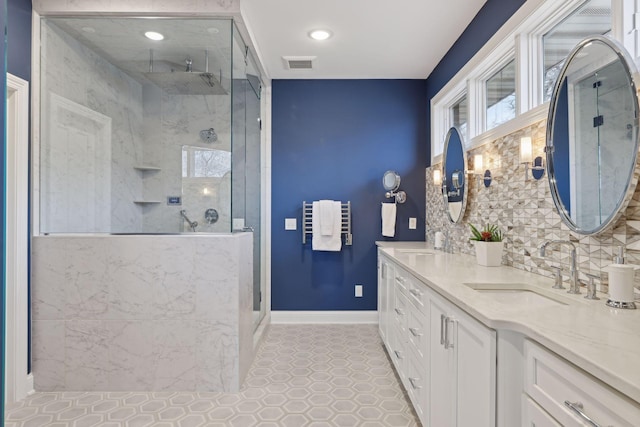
33 17 264 392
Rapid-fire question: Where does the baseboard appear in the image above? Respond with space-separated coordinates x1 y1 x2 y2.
271 310 378 324
26 373 35 395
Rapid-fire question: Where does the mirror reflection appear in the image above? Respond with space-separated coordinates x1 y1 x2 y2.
442 127 467 223
547 36 640 234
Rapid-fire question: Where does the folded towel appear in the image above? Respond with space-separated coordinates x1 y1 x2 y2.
319 200 336 236
381 203 396 237
312 201 342 251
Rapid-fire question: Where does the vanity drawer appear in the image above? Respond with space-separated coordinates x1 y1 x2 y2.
524 340 640 427
394 267 410 295
406 304 428 361
393 289 409 336
522 395 561 427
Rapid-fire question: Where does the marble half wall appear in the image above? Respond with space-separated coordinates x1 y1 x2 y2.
32 233 254 392
426 119 640 293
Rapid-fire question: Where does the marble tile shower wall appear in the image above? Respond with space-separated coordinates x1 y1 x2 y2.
43 22 232 233
43 22 144 232
141 86 232 233
426 120 640 292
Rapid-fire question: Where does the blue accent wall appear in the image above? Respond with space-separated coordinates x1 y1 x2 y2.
425 0 526 162
8 0 31 80
271 80 427 310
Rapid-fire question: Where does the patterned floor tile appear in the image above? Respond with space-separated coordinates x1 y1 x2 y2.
5 324 420 426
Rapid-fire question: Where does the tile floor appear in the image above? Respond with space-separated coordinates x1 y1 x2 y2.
5 324 420 426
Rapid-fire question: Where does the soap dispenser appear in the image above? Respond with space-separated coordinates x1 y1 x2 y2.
604 246 638 309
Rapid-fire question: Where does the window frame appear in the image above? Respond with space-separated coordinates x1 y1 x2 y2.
430 0 635 164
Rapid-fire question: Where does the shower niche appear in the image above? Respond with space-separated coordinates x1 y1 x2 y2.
39 17 261 235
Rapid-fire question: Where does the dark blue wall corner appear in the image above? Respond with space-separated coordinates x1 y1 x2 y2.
271 79 427 311
7 0 30 80
425 0 526 161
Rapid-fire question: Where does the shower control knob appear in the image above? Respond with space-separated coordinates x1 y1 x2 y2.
205 208 219 224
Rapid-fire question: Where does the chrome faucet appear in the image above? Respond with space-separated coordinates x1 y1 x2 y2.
539 240 580 294
180 210 198 232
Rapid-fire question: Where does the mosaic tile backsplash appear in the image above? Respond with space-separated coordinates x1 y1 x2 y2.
426 120 640 293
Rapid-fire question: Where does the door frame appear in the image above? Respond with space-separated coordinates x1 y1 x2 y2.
5 72 32 403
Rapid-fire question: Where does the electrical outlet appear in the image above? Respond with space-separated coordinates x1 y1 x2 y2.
355 284 363 297
409 217 417 229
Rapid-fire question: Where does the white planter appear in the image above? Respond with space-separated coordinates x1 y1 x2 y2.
474 241 504 267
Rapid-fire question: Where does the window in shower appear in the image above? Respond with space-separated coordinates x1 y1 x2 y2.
182 146 231 178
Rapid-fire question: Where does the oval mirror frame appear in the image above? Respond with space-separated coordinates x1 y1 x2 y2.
546 35 640 235
382 170 401 191
442 127 468 223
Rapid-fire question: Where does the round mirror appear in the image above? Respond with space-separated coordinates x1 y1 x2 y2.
382 170 401 191
442 127 467 223
547 35 640 234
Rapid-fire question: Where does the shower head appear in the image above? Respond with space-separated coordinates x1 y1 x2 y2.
200 128 218 143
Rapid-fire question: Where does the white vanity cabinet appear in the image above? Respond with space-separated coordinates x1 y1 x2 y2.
378 252 496 427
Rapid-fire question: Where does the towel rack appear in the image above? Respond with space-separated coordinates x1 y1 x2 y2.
302 201 353 246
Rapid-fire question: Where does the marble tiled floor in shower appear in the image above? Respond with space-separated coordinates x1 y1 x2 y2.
5 324 420 427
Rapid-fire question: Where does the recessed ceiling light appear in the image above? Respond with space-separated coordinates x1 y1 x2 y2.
144 31 165 41
81 26 96 33
309 29 332 41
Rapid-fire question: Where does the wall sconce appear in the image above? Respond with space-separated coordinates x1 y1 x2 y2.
433 168 442 186
472 154 492 187
520 136 545 181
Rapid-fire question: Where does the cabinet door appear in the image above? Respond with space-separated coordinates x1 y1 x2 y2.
377 257 387 340
453 304 496 427
377 256 395 343
429 296 456 427
430 292 496 427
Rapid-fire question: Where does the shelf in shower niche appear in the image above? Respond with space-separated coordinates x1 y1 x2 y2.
133 200 163 205
133 165 161 172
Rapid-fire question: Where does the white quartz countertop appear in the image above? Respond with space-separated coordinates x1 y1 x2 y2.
377 241 640 404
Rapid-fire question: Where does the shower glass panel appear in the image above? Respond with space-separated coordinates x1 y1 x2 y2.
231 26 264 328
39 17 235 233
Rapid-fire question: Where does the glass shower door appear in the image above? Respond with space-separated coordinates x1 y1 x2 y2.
231 25 264 328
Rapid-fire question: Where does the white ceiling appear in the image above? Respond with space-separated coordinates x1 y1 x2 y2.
241 0 488 80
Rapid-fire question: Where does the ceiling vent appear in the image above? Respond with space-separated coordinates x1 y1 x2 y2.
578 7 611 17
282 56 316 70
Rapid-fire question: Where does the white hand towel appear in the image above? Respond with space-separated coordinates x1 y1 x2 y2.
312 201 342 251
381 203 397 237
319 200 336 236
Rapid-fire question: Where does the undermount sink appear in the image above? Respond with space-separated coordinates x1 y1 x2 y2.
463 282 569 307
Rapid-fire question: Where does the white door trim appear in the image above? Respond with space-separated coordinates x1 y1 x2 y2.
6 72 32 402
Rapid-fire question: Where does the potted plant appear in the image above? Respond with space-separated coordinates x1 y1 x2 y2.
470 223 504 266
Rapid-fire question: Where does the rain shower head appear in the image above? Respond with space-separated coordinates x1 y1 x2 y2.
143 71 227 95
143 49 227 95
200 128 218 143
